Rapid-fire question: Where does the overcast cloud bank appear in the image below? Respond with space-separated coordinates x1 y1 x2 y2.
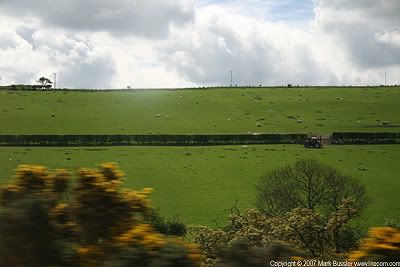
0 0 399 88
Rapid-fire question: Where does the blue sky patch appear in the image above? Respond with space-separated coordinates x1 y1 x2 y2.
196 0 315 21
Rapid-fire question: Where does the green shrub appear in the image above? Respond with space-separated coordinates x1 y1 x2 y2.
145 209 187 237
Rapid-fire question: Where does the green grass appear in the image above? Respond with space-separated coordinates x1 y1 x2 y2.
1 87 399 228
1 145 399 228
1 87 400 134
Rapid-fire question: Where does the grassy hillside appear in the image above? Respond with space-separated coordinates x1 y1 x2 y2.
1 144 399 228
1 87 400 134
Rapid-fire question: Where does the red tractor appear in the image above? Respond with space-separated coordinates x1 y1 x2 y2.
304 136 322 148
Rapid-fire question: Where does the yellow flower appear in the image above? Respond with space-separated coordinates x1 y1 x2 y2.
115 224 166 249
348 227 400 261
77 247 90 256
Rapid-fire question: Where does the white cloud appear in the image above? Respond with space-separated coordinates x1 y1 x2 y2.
0 0 399 88
376 30 400 47
0 0 194 38
159 0 400 86
109 36 196 88
315 0 400 69
160 5 337 86
0 16 117 88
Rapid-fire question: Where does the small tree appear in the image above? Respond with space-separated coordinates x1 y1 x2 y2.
37 77 53 86
255 159 367 253
256 159 368 217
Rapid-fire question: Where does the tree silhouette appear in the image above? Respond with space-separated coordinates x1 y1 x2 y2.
37 77 52 86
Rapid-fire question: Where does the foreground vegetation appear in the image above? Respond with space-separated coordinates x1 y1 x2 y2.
0 163 202 266
1 145 399 227
1 87 400 134
1 163 398 266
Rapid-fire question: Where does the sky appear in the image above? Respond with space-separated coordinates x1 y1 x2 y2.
0 0 399 88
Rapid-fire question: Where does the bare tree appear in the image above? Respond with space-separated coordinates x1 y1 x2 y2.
256 159 368 217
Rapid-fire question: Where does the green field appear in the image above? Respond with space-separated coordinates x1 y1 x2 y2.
1 87 399 229
1 87 400 134
1 145 399 227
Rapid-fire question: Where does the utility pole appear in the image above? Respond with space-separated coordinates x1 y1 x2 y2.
54 72 57 89
385 71 387 86
230 70 233 87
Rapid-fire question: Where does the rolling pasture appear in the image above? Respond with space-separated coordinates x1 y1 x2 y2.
1 145 399 228
1 87 399 229
1 87 400 135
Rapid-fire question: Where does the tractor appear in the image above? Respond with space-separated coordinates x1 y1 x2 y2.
304 136 322 148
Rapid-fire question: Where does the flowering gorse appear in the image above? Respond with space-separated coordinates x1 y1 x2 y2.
348 227 400 261
0 163 201 267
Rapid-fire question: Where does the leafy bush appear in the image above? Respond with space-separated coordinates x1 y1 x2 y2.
145 209 187 237
189 197 363 265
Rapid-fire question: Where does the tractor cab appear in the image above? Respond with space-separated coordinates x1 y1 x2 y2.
304 136 322 148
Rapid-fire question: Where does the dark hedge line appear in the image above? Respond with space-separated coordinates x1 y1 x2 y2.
331 132 400 144
0 134 308 147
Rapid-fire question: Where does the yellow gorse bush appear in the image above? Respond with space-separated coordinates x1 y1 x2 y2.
15 165 49 190
100 162 125 181
1 165 70 206
173 238 204 263
116 224 166 250
52 169 70 193
0 163 202 267
348 227 400 261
